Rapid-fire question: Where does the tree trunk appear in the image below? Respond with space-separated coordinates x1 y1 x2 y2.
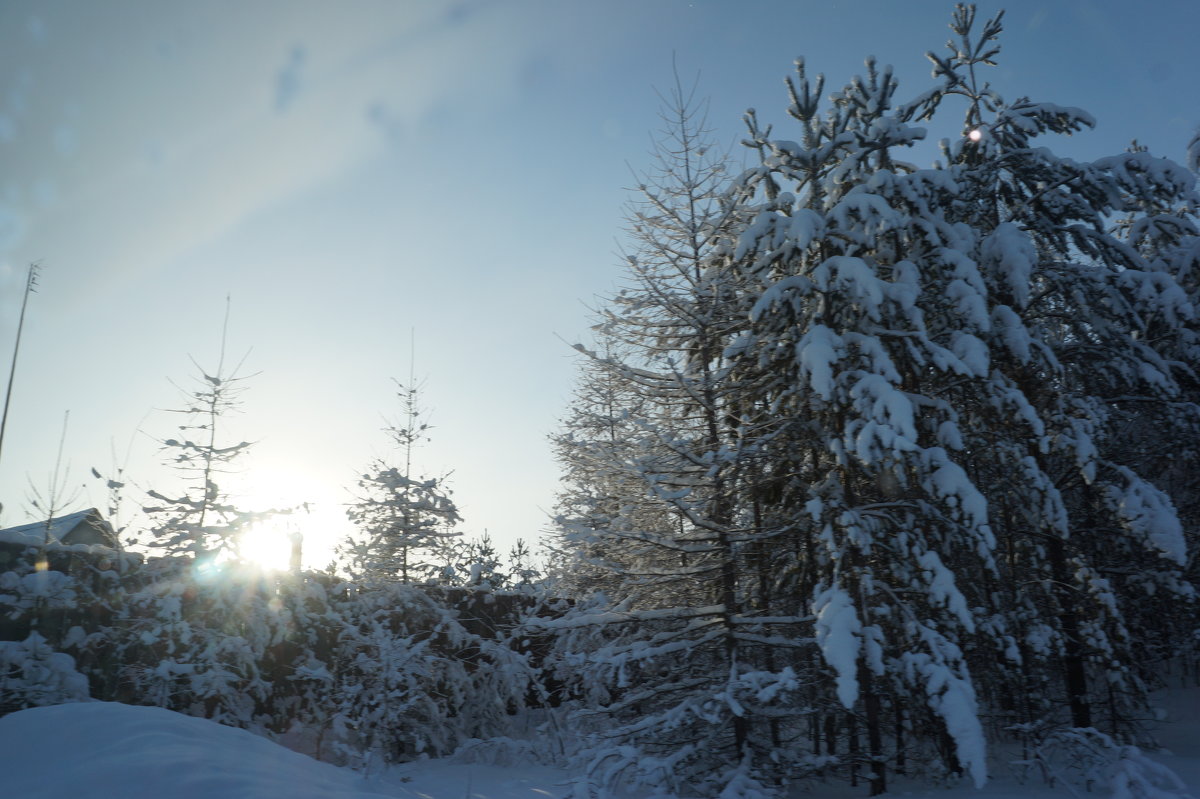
860 663 887 796
1048 537 1091 728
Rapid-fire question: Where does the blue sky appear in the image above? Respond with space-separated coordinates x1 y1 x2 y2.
1 0 1197 567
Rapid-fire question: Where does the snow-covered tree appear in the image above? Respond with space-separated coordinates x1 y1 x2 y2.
345 381 461 583
733 3 1195 787
0 565 89 714
142 314 259 566
106 558 276 728
447 531 503 588
506 538 543 592
1104 136 1200 672
0 630 89 714
551 6 1195 796
0 513 141 715
547 74 814 798
731 41 1003 795
328 578 532 769
549 334 669 599
923 7 1195 736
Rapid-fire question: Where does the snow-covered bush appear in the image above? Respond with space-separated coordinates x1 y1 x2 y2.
0 631 89 713
1012 725 1191 799
327 579 534 768
0 544 539 767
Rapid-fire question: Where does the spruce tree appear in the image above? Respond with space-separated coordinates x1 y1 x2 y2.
345 381 460 583
142 310 258 566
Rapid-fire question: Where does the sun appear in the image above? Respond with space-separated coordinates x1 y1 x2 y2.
238 516 300 572
230 466 352 571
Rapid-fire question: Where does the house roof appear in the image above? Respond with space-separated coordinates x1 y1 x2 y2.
0 508 117 549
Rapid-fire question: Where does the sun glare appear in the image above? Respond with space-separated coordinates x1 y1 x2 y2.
238 518 299 572
231 467 352 571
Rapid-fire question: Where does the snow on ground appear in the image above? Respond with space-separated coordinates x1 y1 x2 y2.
0 702 401 799
1150 684 1200 793
0 693 1196 799
0 701 574 799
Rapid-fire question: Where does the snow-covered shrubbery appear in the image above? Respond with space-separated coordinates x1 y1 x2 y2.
0 552 545 769
1012 725 1191 799
0 631 89 712
327 578 535 768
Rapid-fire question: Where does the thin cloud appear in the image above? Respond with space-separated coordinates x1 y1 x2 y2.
274 46 306 113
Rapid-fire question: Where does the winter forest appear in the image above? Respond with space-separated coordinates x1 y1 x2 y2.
2 6 1199 798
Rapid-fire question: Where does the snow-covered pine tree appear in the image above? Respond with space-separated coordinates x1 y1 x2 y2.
552 7 1195 796
110 558 279 728
506 538 543 592
452 531 503 589
731 41 999 795
116 310 304 726
727 5 1194 790
334 380 541 766
0 628 89 714
921 6 1196 736
345 381 460 584
1104 136 1200 675
256 570 340 756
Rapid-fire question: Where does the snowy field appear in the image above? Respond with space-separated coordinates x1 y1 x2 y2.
0 691 1195 799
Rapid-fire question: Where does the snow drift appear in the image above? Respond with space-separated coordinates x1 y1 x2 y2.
0 702 395 799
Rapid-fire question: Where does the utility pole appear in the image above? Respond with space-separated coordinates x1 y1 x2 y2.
0 262 41 476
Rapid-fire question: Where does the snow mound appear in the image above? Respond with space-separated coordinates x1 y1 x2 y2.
0 702 394 799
